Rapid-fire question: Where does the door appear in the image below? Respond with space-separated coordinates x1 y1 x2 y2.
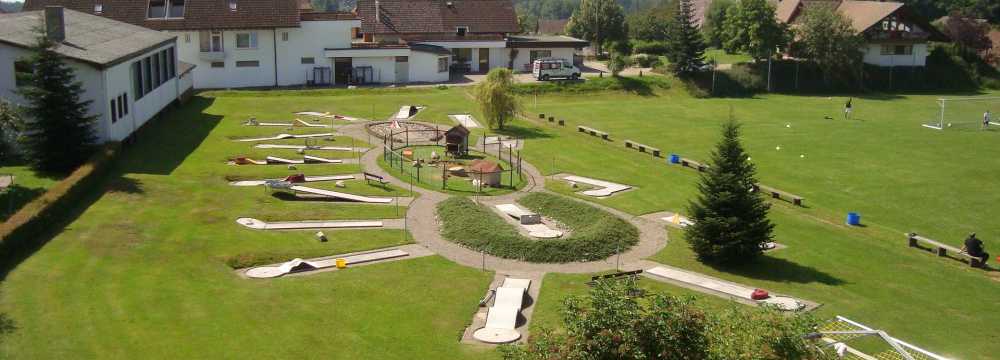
478 48 490 72
334 57 352 85
395 56 409 83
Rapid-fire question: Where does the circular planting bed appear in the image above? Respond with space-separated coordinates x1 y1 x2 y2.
366 121 443 143
437 192 639 263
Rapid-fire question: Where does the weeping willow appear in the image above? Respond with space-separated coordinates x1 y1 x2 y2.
474 68 521 130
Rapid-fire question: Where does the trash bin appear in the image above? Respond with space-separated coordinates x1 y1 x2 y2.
846 212 861 226
335 258 347 268
669 154 680 164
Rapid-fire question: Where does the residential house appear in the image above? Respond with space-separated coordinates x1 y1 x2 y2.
0 6 187 143
775 0 947 67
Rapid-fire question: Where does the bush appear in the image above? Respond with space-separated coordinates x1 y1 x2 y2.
513 76 670 96
436 193 638 263
631 40 670 55
0 143 119 255
631 54 663 68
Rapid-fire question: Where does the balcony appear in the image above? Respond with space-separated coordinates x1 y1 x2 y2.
198 51 225 62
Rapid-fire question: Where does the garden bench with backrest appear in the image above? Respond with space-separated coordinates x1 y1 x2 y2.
624 140 660 157
753 184 804 206
363 172 389 185
577 125 609 140
906 233 986 268
679 157 709 172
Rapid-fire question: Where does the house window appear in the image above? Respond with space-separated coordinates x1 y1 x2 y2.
282 32 289 41
235 32 257 49
110 99 117 123
159 51 168 82
143 57 152 93
301 57 315 64
133 62 143 99
438 57 448 73
14 60 31 87
122 94 129 116
451 48 471 63
456 26 469 36
395 56 408 63
200 31 223 52
211 62 225 68
352 28 362 39
151 52 161 87
227 0 237 11
236 60 260 67
529 50 552 63
167 47 175 78
880 44 912 55
148 0 184 18
117 95 125 119
94 3 103 13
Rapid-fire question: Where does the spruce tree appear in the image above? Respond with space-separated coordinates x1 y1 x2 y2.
667 0 707 77
16 28 98 173
685 116 774 264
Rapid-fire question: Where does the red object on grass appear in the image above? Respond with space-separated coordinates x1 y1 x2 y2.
751 289 770 300
235 157 249 165
284 174 306 183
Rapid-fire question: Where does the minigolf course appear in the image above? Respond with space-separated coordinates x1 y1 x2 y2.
254 144 360 151
660 212 694 228
449 114 481 128
229 174 355 187
473 277 532 344
236 133 334 142
288 186 394 203
563 175 632 197
645 266 806 311
244 248 410 278
236 217 384 230
234 156 342 165
495 204 563 238
294 112 362 121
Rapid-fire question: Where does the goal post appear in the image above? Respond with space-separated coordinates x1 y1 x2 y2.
925 96 1000 130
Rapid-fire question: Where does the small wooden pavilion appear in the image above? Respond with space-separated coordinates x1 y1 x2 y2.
444 125 470 157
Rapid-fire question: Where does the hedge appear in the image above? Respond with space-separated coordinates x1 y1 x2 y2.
513 76 670 96
436 193 639 263
0 143 119 256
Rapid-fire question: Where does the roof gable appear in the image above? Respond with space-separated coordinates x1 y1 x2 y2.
357 0 518 35
0 9 176 68
23 0 302 30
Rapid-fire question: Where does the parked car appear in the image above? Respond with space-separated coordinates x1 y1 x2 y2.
532 58 581 81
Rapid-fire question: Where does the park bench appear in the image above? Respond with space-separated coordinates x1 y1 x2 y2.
679 157 709 172
906 232 986 268
363 172 389 185
577 125 610 140
624 140 661 157
753 184 805 207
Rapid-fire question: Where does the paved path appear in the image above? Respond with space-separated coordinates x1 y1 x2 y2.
337 122 668 274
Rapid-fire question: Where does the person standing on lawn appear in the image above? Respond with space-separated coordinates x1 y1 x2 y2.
844 98 853 120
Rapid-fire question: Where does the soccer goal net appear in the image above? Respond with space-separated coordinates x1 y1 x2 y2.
924 96 1000 130
816 316 950 360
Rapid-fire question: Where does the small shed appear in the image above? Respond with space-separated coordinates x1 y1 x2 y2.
467 159 503 187
445 125 470 157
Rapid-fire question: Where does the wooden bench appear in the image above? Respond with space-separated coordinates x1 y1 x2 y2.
363 172 389 185
906 232 986 268
753 184 804 207
624 140 661 157
679 157 709 172
577 125 610 140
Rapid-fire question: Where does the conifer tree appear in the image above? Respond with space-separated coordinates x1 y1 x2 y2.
666 0 707 77
16 27 97 173
685 116 774 264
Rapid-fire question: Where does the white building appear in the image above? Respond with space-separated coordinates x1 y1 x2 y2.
775 0 948 67
23 0 587 89
0 6 188 143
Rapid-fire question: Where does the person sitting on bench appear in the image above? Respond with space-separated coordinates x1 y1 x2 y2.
962 233 990 266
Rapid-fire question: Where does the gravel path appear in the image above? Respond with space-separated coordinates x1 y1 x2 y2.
338 122 669 274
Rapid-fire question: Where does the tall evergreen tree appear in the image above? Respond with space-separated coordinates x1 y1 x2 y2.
16 27 98 173
666 0 706 77
685 116 774 264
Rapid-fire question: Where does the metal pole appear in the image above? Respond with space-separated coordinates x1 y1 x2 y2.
767 57 772 92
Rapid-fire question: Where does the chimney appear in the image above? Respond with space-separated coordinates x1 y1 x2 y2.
44 6 65 43
375 0 380 22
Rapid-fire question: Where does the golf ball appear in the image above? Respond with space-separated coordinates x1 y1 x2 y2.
776 146 781 150
786 124 791 128
800 154 805 158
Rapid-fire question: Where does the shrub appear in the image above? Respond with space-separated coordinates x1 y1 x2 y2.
513 76 670 96
631 54 663 68
436 193 638 263
631 40 670 55
0 143 119 255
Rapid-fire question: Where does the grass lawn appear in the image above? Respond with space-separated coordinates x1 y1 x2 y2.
377 145 526 196
0 162 63 221
704 48 753 65
2 81 1000 358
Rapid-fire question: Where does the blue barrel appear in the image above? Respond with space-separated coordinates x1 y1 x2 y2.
669 154 680 164
846 212 861 226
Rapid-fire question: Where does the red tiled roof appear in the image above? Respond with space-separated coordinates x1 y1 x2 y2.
357 0 518 35
468 159 502 173
23 0 302 30
300 11 359 21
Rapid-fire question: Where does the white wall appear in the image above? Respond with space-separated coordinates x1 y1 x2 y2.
351 57 396 84
277 20 359 86
862 43 928 67
173 29 278 89
0 41 179 143
511 47 576 73
408 51 450 83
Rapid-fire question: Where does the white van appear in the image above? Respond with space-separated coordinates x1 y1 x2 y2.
532 58 581 81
